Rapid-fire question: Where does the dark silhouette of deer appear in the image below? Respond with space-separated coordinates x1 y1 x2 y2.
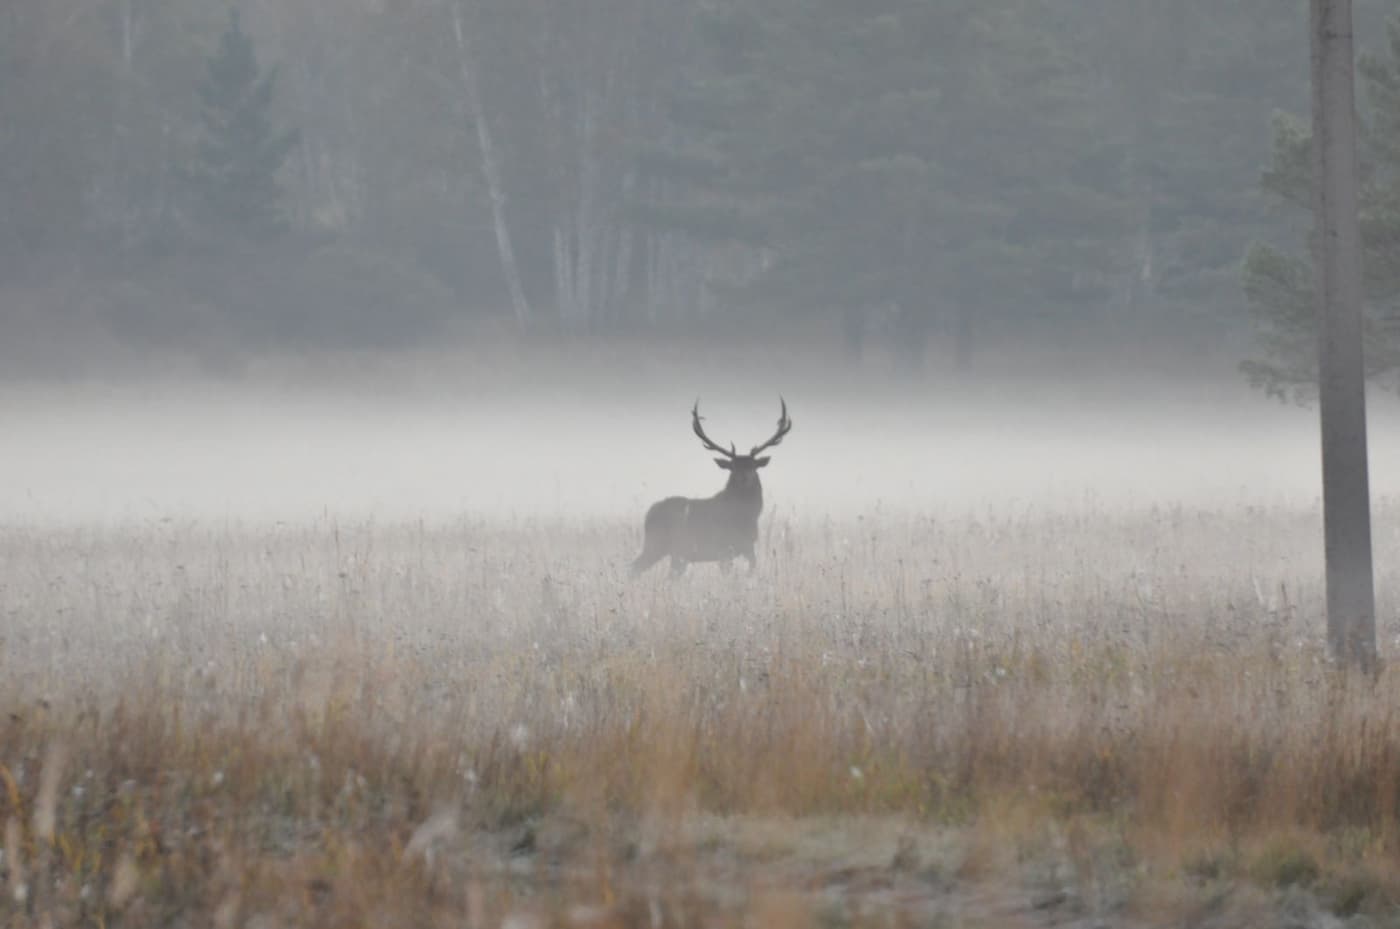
631 398 793 577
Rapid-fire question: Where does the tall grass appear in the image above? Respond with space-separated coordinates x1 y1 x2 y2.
2 502 1400 925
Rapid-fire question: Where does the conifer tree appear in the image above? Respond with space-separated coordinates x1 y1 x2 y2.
189 8 299 242
1242 14 1400 398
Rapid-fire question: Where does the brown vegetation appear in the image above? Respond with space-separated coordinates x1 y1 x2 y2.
2 504 1400 926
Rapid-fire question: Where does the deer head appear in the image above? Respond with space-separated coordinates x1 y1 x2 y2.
690 397 792 492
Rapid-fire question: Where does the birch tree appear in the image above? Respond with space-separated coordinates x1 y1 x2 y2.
452 0 533 327
530 0 648 327
449 0 694 328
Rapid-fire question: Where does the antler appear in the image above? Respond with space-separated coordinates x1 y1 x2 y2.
692 400 737 458
750 397 792 456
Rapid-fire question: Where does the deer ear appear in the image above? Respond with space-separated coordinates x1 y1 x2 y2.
714 458 734 469
754 456 771 468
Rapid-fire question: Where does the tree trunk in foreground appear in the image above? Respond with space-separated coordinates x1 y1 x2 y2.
1310 0 1376 671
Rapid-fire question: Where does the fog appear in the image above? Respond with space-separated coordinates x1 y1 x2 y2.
3 0 1382 391
10 4 1400 923
4 0 1399 530
4 361 1395 528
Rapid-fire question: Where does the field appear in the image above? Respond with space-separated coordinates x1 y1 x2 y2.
5 345 1400 927
3 500 1400 928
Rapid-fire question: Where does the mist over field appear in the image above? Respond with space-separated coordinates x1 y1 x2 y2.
4 358 1395 527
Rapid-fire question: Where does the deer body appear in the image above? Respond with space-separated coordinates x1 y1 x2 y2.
631 399 790 578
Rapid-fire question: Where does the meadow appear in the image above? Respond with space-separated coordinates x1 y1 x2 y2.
6 342 1400 927
3 500 1400 927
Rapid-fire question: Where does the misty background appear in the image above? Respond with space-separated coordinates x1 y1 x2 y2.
7 0 1397 367
11 1 1400 526
11 359 1400 527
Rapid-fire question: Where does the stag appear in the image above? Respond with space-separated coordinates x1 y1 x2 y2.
631 398 793 577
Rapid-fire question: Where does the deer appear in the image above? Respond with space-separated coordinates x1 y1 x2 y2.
631 398 793 578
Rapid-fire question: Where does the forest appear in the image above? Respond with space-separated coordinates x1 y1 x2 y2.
7 0 1398 380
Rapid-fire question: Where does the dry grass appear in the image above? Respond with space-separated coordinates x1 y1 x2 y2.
3 502 1400 926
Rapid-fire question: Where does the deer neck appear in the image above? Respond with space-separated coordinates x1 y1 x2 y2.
717 473 764 513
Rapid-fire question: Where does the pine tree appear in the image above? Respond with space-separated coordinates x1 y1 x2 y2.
1241 14 1400 400
188 8 299 242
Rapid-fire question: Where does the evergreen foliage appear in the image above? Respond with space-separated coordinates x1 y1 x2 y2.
1243 13 1400 400
188 8 299 242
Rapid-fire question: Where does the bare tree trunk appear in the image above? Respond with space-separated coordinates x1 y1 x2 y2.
117 0 137 252
1125 164 1155 324
840 306 865 362
580 92 600 325
645 232 663 323
1310 0 1376 671
612 221 633 326
554 224 576 323
452 1 532 327
121 0 134 69
574 213 593 327
549 88 609 329
953 304 975 372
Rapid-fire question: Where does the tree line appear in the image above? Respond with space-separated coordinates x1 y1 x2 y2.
5 0 1400 373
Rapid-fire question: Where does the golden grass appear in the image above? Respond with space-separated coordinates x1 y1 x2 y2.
2 503 1400 926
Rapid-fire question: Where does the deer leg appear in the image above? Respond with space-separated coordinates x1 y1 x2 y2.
629 549 664 578
744 548 758 575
